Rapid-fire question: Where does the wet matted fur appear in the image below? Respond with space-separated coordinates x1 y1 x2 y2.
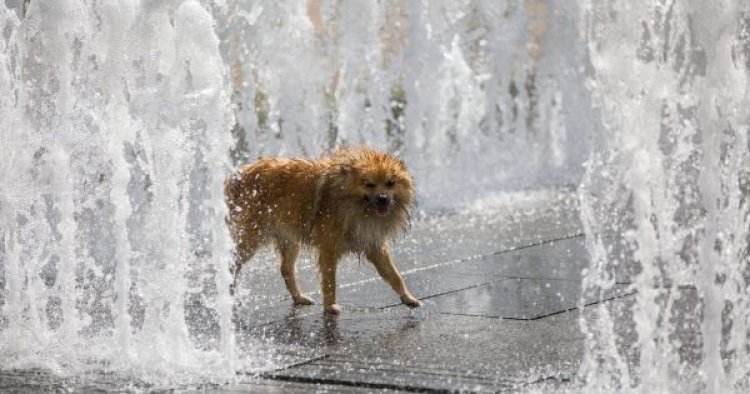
225 146 421 314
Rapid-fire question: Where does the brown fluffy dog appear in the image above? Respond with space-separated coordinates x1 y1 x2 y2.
225 146 421 314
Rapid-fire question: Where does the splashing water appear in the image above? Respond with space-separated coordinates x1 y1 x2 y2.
579 1 750 391
0 0 594 386
0 0 237 385
4 0 747 391
221 0 597 208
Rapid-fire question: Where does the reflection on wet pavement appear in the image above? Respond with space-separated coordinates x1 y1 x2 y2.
222 193 635 392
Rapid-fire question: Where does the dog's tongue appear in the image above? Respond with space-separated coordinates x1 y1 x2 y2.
375 205 389 217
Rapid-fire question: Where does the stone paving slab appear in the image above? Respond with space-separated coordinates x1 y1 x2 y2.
0 367 406 394
226 190 639 392
424 278 629 320
218 378 409 393
336 235 622 313
262 355 517 392
246 309 585 392
234 234 631 328
231 237 638 392
437 236 589 282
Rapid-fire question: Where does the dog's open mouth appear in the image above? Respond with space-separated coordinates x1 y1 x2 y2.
374 205 389 217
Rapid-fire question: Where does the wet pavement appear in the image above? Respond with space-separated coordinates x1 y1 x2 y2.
226 189 635 392
1 189 638 392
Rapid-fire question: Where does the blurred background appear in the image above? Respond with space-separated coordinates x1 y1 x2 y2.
218 0 600 208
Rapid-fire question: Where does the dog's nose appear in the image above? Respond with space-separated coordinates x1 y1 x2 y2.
374 194 390 205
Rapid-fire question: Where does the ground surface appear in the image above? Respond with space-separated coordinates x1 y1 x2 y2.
223 188 632 393
0 188 636 393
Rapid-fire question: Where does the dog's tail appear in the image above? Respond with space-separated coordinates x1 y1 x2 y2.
224 170 245 209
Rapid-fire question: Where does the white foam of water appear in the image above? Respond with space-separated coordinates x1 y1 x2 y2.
0 1 596 385
579 1 750 391
221 1 597 208
0 0 242 386
9 1 742 390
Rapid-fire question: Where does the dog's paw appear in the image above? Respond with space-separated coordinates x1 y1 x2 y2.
401 295 422 308
293 294 315 305
324 304 341 315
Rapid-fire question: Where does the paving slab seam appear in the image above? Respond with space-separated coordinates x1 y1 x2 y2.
432 290 637 321
377 272 591 311
521 372 574 389
459 274 588 283
239 354 331 377
281 368 505 386
238 274 609 329
266 232 589 301
488 233 585 256
235 233 587 319
237 233 592 331
524 290 637 321
255 372 463 393
379 280 499 309
464 291 637 321
393 232 586 280
235 228 583 291
308 356 512 380
255 353 518 393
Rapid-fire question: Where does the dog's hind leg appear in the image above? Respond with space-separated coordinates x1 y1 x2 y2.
275 238 314 305
318 245 344 314
366 243 421 308
230 228 262 296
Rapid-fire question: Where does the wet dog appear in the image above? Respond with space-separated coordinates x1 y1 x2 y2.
225 146 421 314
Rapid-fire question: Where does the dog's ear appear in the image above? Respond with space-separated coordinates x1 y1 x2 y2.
313 162 354 215
336 163 352 177
318 163 349 183
396 158 407 171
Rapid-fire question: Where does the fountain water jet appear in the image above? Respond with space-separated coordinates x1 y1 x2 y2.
0 0 238 385
579 1 750 391
2 1 597 385
8 0 742 390
220 0 596 208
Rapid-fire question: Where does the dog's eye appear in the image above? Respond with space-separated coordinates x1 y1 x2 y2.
385 179 395 188
365 182 376 189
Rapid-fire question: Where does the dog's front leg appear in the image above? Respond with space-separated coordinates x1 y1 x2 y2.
366 243 421 308
318 246 343 314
